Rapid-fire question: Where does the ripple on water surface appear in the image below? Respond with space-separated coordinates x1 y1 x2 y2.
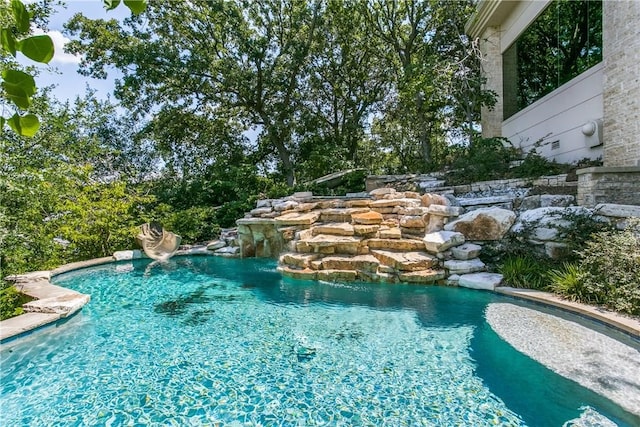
0 257 637 426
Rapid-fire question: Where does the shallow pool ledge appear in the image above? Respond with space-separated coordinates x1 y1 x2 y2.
0 257 113 342
496 286 640 339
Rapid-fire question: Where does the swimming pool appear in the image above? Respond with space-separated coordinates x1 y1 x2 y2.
1 256 638 426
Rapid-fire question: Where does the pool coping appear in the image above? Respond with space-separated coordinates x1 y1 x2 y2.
2 256 639 342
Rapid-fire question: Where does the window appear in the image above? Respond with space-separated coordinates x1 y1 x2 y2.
503 0 602 119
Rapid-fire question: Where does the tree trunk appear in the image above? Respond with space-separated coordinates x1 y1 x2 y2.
271 134 296 186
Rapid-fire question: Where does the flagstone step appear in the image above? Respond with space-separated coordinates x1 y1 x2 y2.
277 266 318 280
274 211 320 226
371 250 438 271
318 269 358 282
302 234 362 255
321 255 379 272
279 252 321 269
311 222 354 236
320 208 370 222
366 238 426 251
398 269 447 284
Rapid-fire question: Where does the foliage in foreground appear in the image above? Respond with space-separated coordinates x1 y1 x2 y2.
492 213 640 315
489 209 615 291
549 221 640 315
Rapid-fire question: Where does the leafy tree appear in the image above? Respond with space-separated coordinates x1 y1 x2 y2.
295 0 389 180
65 1 494 182
66 0 324 186
364 0 494 170
0 92 154 274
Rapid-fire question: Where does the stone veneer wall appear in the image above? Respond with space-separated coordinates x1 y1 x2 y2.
480 26 503 138
603 1 640 167
576 167 640 207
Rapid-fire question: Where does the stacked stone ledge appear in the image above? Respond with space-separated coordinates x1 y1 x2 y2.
237 188 513 290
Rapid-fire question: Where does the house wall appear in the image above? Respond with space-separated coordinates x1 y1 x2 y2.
502 64 604 163
469 0 640 206
499 1 548 50
602 0 640 167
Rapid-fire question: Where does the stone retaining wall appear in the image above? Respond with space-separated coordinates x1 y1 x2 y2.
576 166 640 207
365 173 575 195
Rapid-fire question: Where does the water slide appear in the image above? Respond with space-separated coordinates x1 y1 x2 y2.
136 223 182 261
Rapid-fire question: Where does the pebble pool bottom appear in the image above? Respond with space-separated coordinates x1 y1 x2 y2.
1 257 637 426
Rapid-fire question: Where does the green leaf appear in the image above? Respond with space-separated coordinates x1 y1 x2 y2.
11 0 30 33
17 35 54 64
6 113 40 137
2 69 36 97
103 0 121 11
1 29 17 56
1 83 30 109
1 69 36 109
124 0 147 15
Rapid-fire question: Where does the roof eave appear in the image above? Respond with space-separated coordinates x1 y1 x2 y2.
466 0 520 38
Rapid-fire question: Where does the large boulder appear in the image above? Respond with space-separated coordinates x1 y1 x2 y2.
423 231 465 253
458 272 503 291
451 243 482 260
594 203 640 218
511 206 591 242
444 258 486 275
444 207 516 241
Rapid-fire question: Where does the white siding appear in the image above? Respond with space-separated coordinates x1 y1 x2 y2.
502 63 604 163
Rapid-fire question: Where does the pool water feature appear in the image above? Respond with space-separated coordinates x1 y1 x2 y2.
1 257 638 426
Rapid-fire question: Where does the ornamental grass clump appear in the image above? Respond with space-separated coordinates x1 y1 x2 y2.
547 263 591 303
498 255 550 289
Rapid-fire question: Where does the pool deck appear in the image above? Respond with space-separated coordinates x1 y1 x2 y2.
2 258 640 343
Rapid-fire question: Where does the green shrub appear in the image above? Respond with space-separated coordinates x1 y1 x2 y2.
0 282 29 320
163 206 221 244
498 255 551 289
553 211 615 260
215 199 255 229
513 149 567 178
576 221 640 315
547 263 591 302
445 137 517 185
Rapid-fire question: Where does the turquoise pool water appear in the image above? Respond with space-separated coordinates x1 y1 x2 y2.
1 256 638 426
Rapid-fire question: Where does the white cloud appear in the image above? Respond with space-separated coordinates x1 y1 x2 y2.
32 28 83 65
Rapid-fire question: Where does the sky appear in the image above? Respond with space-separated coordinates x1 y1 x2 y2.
22 0 129 103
